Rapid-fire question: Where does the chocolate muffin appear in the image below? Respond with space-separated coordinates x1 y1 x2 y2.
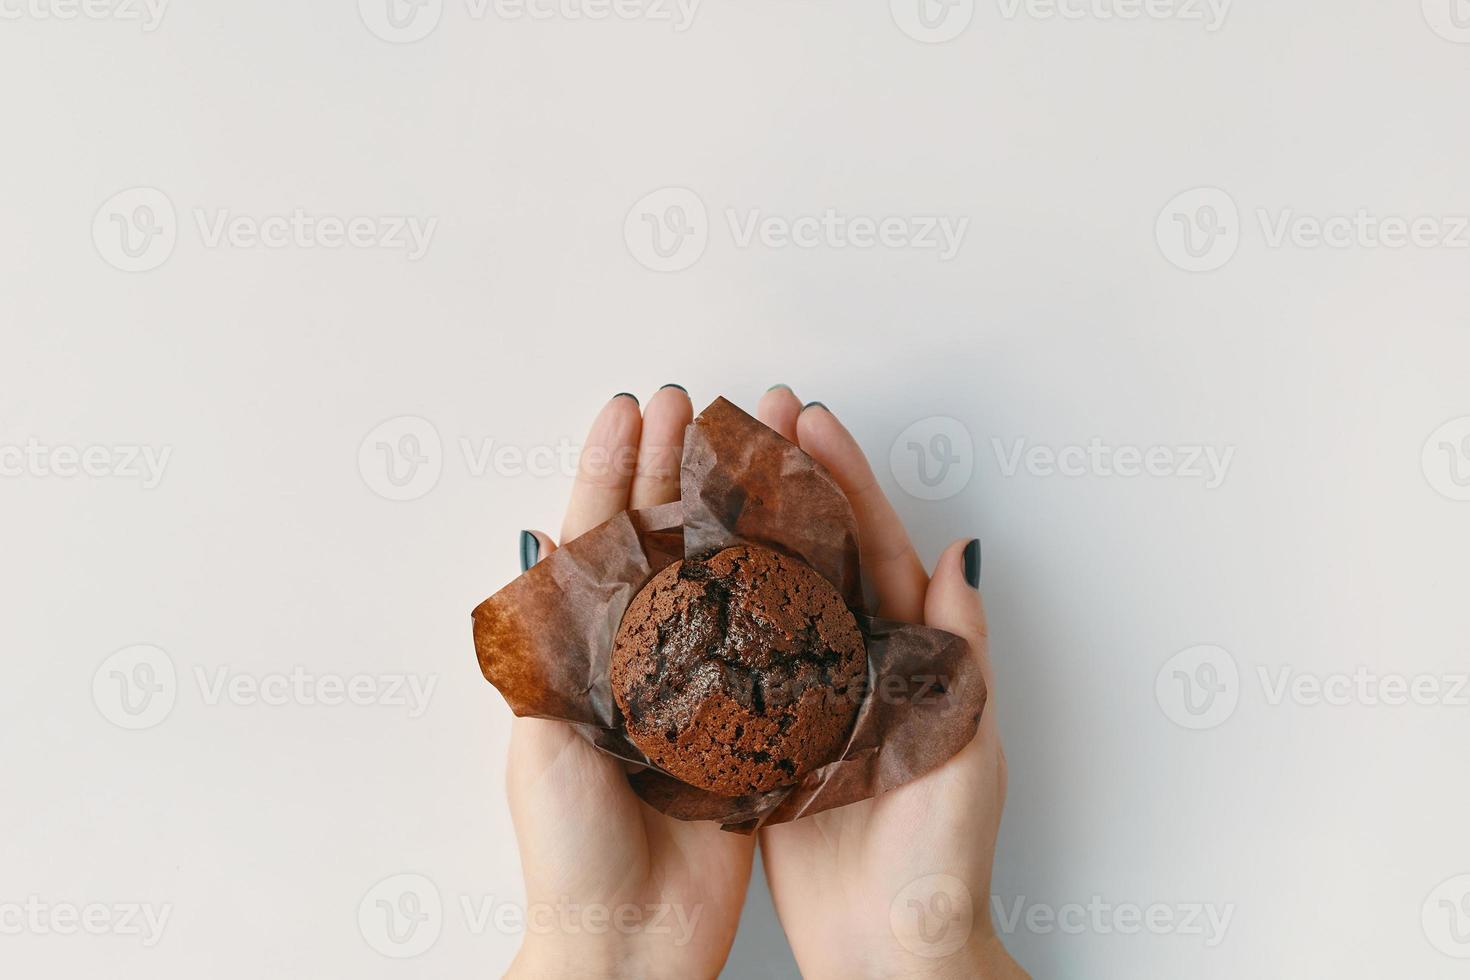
610 544 866 797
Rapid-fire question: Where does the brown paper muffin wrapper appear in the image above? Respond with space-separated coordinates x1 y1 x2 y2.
472 397 987 833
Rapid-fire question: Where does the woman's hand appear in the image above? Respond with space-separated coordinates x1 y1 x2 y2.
504 388 755 980
753 386 1028 980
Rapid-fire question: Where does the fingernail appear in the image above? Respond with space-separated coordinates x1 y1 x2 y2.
659 383 687 393
519 530 539 573
613 392 639 405
767 383 791 393
962 538 981 589
801 401 827 413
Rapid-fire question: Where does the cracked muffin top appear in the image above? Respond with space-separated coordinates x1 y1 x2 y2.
610 544 867 797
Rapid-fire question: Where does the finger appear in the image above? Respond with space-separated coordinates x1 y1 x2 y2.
924 538 992 690
630 384 693 508
518 529 557 572
560 394 642 542
756 384 802 443
796 403 928 622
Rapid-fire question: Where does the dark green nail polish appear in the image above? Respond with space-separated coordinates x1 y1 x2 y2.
767 383 792 392
963 538 981 589
613 392 639 405
519 530 539 573
801 401 827 412
660 383 687 393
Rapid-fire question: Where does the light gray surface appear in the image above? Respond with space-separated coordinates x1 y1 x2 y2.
3 2 1469 978
724 856 801 980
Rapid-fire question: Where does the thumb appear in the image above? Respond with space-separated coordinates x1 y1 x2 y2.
923 538 993 693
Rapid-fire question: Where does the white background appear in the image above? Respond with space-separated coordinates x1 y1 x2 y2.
3 1 1469 977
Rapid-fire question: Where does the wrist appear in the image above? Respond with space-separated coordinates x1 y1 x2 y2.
506 936 623 980
797 932 1027 980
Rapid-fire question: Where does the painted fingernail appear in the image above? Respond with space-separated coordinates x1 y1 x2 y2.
520 530 539 573
801 401 827 412
963 538 981 589
659 383 687 393
613 392 639 405
767 383 792 393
